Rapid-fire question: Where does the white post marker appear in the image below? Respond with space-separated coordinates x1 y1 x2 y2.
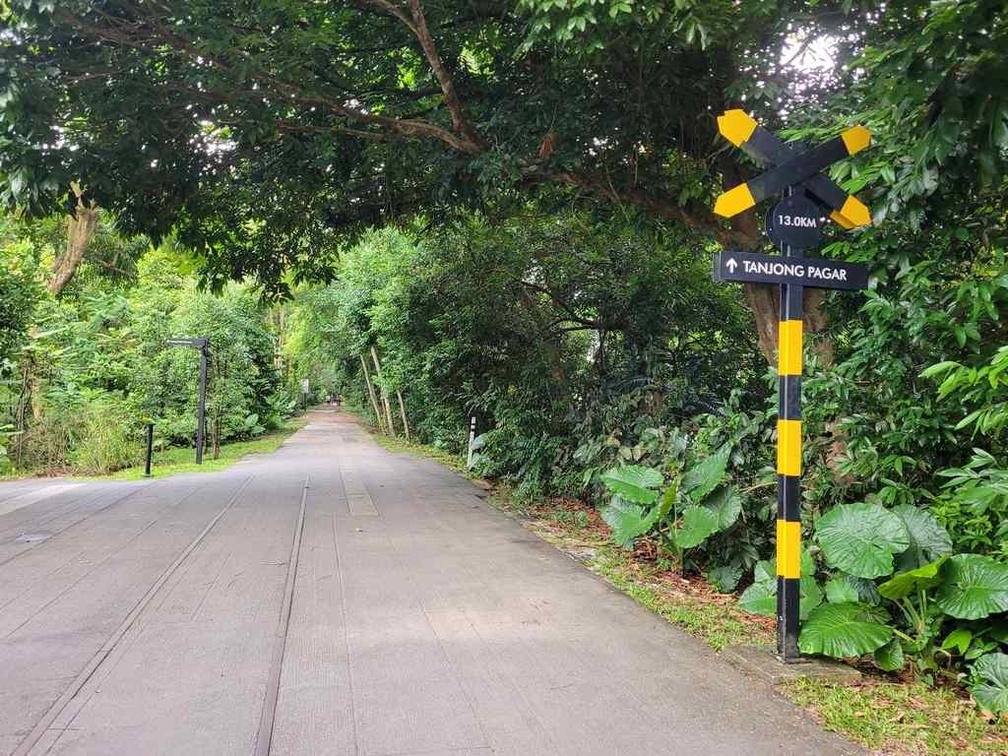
466 416 477 470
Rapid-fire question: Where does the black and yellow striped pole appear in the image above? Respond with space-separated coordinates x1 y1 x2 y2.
711 110 874 663
776 203 804 661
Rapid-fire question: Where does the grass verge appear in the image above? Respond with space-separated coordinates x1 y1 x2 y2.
784 678 1008 756
364 430 1008 755
99 417 307 480
369 431 473 477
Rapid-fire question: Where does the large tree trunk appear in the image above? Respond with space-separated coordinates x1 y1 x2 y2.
743 284 835 365
26 184 100 422
49 182 100 297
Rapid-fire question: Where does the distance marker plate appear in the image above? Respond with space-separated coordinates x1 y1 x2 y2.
712 251 869 291
767 193 823 249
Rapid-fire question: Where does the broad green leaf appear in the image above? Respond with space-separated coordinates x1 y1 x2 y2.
919 361 959 378
681 447 728 500
825 577 860 604
601 496 646 550
753 559 774 585
874 638 905 671
674 505 720 548
799 546 817 577
702 484 741 530
798 603 893 659
891 504 952 572
649 481 681 528
602 483 675 550
970 653 1008 714
941 628 973 655
738 579 776 616
737 551 822 619
815 502 909 579
599 465 662 504
878 556 949 600
936 554 1008 620
707 564 742 592
845 574 882 605
801 576 824 619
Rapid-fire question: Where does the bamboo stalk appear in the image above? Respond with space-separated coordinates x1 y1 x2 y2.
370 346 396 435
396 390 410 441
360 354 385 431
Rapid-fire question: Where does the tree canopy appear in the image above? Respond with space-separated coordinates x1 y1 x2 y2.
3 1 1004 295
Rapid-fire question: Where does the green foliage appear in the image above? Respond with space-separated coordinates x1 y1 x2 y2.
599 465 663 505
1 223 290 475
824 577 860 605
71 403 141 475
738 549 822 621
922 348 1008 437
970 652 1008 714
2 0 1005 717
675 506 721 550
892 505 954 572
0 221 43 364
742 504 1008 675
874 638 906 672
598 445 739 565
878 557 949 602
935 555 1008 621
799 603 894 659
816 502 910 580
933 450 1008 560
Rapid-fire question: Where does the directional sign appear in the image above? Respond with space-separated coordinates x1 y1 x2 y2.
714 110 871 229
713 251 868 291
166 336 211 465
166 337 209 348
710 109 876 665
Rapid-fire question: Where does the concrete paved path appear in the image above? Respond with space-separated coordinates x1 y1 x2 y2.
0 410 859 755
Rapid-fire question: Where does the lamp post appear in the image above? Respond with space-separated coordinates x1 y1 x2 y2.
166 337 210 464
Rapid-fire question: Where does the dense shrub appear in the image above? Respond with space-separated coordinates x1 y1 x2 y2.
1 236 292 474
71 404 142 475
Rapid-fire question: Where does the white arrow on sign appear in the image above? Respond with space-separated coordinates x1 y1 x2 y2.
726 257 738 273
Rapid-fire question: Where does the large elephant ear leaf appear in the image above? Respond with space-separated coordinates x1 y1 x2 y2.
815 502 909 579
874 638 906 671
878 556 949 601
600 465 663 505
798 602 893 659
936 554 1008 620
602 496 646 550
825 577 860 604
892 504 953 572
681 447 729 501
674 506 721 549
703 484 742 530
970 653 1008 714
738 551 822 619
739 578 776 617
800 576 824 620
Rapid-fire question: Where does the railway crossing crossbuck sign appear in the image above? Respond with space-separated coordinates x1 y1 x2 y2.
711 110 874 663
